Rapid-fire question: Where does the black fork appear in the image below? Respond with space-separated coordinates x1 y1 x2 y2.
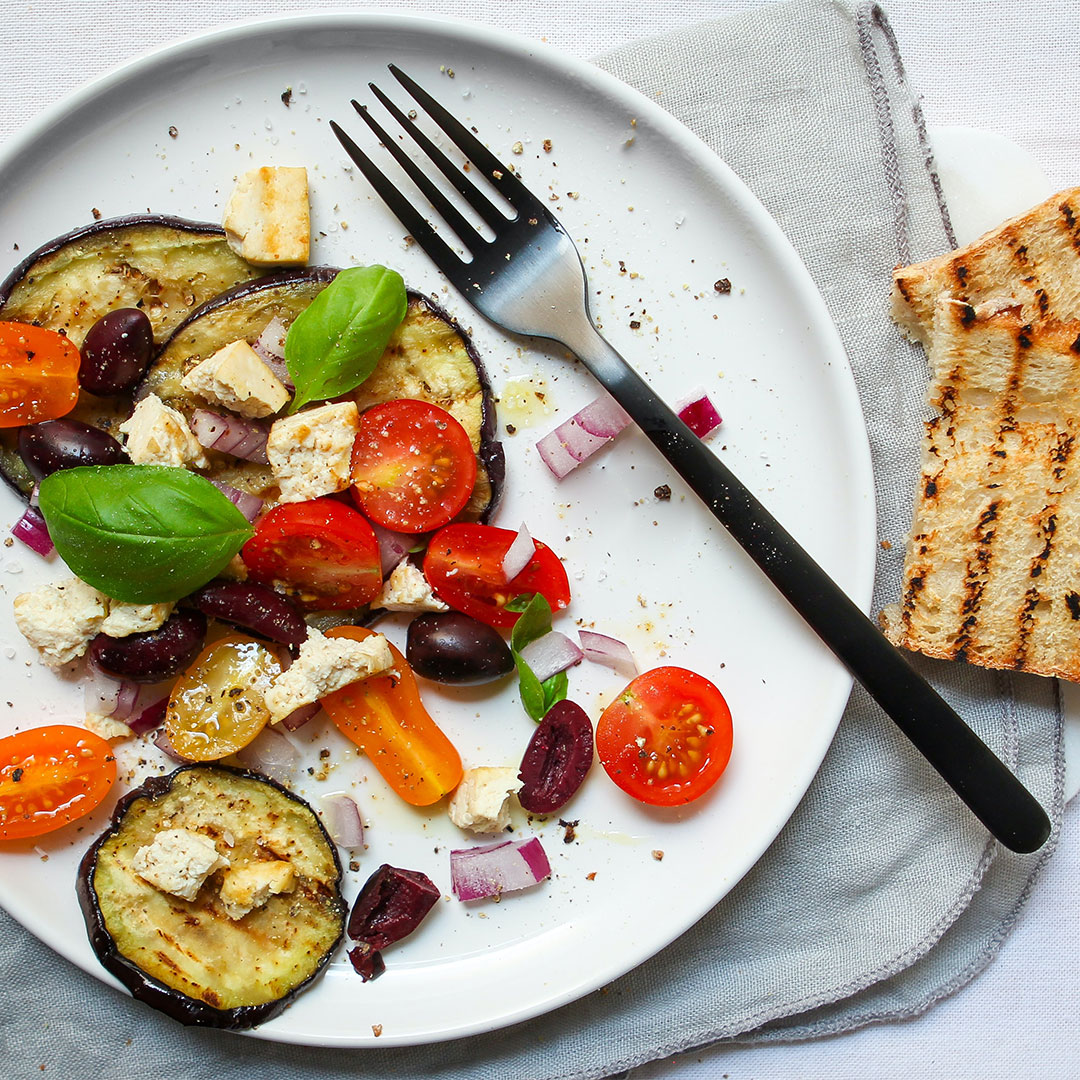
331 66 1052 854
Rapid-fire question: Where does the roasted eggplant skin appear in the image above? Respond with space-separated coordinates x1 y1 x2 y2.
76 764 347 1030
0 215 259 497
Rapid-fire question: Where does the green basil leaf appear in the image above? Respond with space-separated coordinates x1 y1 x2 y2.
285 264 408 412
503 592 538 614
542 670 569 713
513 653 547 722
38 465 254 604
510 594 553 653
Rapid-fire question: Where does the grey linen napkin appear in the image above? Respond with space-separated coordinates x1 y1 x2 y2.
1 2 1065 1078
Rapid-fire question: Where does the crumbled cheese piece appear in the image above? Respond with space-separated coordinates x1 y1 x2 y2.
267 401 360 502
12 577 108 666
118 393 209 469
223 166 310 265
448 767 523 834
372 560 449 613
84 712 133 741
131 829 229 902
219 554 249 581
264 627 393 723
179 339 290 418
100 600 174 638
217 859 295 920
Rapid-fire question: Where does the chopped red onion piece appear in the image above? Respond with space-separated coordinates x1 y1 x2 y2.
126 696 168 736
209 480 264 523
575 396 632 439
579 630 639 678
11 505 53 556
278 700 319 731
518 631 583 683
321 793 365 849
677 390 722 439
234 725 300 784
450 837 551 901
153 727 192 764
84 673 122 717
254 317 287 360
535 394 633 480
501 523 534 582
191 409 270 464
370 521 412 576
111 681 143 720
535 430 578 480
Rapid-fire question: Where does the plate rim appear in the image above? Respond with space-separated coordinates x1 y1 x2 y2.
0 9 877 1048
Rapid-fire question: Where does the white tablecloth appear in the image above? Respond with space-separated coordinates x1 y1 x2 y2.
1 3 1076 1077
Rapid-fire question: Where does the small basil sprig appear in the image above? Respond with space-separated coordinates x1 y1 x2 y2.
510 594 569 722
285 264 408 412
38 465 254 604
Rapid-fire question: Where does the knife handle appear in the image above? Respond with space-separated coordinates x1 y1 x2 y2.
570 329 1051 854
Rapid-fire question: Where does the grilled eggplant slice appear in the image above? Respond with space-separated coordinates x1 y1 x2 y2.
0 216 259 495
77 764 346 1029
143 268 504 517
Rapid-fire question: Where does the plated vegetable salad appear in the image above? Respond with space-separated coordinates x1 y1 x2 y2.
0 173 733 1029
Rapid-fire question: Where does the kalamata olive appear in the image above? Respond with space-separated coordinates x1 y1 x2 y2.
79 308 154 396
406 611 514 684
348 864 440 948
517 699 594 814
87 610 207 683
17 418 126 481
185 581 308 646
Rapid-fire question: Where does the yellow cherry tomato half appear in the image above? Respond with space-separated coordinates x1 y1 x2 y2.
0 322 81 428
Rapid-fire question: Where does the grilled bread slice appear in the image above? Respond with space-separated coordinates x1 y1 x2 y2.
892 187 1080 345
881 297 1080 681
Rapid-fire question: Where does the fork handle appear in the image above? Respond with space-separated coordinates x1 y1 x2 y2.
569 328 1050 853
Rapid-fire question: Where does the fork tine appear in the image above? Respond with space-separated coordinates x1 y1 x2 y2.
367 84 509 232
329 120 463 280
388 64 544 216
348 98 488 254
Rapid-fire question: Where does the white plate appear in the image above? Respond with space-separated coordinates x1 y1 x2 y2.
0 13 875 1047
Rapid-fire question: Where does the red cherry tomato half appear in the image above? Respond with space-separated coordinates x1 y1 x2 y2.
422 523 571 628
0 725 117 840
350 399 477 534
0 322 81 428
241 498 382 609
596 667 733 806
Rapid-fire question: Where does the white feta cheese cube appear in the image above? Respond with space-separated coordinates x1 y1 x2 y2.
217 859 295 920
100 600 174 638
223 166 310 265
179 339 290 419
12 577 108 666
372 560 449 613
131 828 230 902
267 401 360 502
264 627 393 723
118 393 209 469
83 712 134 741
448 767 523 834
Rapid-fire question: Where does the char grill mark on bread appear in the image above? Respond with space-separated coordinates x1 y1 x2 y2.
882 295 1080 681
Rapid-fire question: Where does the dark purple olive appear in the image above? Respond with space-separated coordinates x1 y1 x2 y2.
88 610 207 683
185 581 308 646
517 700 594 814
347 864 440 949
347 944 386 982
79 308 154 395
17 418 126 481
406 611 514 684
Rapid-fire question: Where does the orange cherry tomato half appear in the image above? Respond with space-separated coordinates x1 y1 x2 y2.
0 725 117 840
350 399 477 534
596 667 733 806
320 626 462 806
242 498 382 610
422 523 571 629
0 322 81 428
